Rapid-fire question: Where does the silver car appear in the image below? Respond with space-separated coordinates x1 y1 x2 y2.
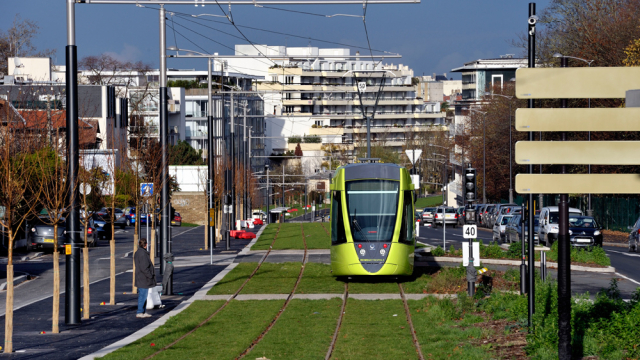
434 207 458 228
493 214 513 243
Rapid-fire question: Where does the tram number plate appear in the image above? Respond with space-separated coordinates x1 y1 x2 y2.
463 225 477 239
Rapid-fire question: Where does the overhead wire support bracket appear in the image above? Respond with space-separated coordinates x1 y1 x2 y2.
80 0 420 4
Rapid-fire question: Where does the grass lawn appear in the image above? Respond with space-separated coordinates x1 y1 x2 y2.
251 223 280 250
296 263 345 294
240 262 302 294
303 223 330 249
207 262 257 295
332 300 417 359
179 222 200 227
402 266 520 294
249 299 343 359
346 277 401 294
153 300 285 360
100 300 226 360
409 298 492 359
415 195 444 209
271 224 306 250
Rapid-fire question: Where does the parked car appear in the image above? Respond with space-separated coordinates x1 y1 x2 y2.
568 215 603 248
123 207 136 226
27 216 97 250
481 205 496 228
98 207 127 229
252 210 267 221
538 206 583 246
421 207 436 225
434 207 458 228
474 204 487 224
171 212 182 227
492 214 514 243
505 214 540 244
91 213 113 240
490 204 518 227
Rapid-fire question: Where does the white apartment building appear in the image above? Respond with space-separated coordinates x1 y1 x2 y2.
218 45 447 175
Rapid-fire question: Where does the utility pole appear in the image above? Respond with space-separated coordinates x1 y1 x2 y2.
557 54 571 359
527 1 536 328
208 57 216 249
230 90 236 230
159 5 172 294
265 164 270 224
65 0 81 325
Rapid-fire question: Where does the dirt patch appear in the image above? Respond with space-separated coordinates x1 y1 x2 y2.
470 315 528 359
602 229 628 244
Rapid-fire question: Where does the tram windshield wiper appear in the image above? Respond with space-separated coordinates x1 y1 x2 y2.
352 209 369 242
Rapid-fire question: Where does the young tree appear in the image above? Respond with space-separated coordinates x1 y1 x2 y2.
29 131 71 333
0 102 41 353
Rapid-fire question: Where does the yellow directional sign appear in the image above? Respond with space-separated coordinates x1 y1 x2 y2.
516 108 640 132
515 67 640 99
516 174 640 194
516 141 640 165
209 208 215 227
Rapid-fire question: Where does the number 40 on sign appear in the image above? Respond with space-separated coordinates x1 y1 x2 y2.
463 225 477 239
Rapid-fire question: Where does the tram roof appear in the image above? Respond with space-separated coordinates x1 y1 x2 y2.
339 163 403 181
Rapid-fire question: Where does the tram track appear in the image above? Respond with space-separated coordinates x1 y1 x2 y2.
236 222 309 359
324 283 348 360
320 222 330 236
399 283 425 360
144 223 283 360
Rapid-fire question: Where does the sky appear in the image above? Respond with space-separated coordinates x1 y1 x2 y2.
2 0 553 79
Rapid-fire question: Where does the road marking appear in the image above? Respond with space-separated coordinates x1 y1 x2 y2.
607 249 640 258
615 272 640 286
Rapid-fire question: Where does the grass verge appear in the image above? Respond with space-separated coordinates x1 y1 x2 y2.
153 300 284 360
179 222 200 227
240 262 302 294
415 195 444 209
271 224 306 250
332 300 417 359
249 299 342 359
296 263 345 294
303 223 330 249
251 223 280 250
100 300 226 360
402 266 520 294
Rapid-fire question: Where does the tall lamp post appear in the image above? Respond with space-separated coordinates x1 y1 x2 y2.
489 93 514 203
553 53 594 216
468 108 487 203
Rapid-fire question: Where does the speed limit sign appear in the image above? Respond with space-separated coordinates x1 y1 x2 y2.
463 224 477 239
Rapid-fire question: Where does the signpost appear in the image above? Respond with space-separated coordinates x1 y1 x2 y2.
141 183 154 197
515 65 640 359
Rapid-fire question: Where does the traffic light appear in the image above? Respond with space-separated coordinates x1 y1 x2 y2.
464 167 477 203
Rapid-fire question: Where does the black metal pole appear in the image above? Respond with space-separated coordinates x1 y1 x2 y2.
508 102 513 204
520 199 527 295
208 58 216 249
159 6 170 286
558 55 571 360
230 90 236 232
65 0 81 323
527 2 536 328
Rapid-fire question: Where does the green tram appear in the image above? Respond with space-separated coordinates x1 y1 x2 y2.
330 163 415 276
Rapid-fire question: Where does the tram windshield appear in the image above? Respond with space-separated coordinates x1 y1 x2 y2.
346 180 399 242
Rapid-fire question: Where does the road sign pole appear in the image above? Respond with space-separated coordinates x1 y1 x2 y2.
527 1 536 329
557 55 572 360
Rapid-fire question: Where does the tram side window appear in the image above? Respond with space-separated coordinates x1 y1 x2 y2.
399 191 414 245
331 191 347 244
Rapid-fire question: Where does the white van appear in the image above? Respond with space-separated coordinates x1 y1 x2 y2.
538 206 583 246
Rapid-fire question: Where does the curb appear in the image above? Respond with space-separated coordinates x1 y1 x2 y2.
604 242 628 248
0 274 30 291
415 256 615 273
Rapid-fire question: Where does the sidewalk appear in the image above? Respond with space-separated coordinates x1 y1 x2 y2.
0 225 258 359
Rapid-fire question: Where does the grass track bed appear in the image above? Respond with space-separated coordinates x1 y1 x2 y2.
303 223 330 249
252 224 280 250
296 263 345 294
153 300 284 360
240 262 302 294
346 278 400 294
331 300 416 359
272 224 306 249
100 300 226 360
249 299 343 359
207 262 257 295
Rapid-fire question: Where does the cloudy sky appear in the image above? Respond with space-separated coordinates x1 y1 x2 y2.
2 0 552 78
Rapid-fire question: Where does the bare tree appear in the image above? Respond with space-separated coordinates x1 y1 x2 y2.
0 14 56 76
0 101 42 353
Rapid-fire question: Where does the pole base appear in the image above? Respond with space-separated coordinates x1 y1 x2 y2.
520 263 527 295
467 281 475 297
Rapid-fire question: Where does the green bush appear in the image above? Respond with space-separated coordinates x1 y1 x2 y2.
431 245 445 257
302 135 321 143
545 241 611 267
506 241 522 259
480 241 506 259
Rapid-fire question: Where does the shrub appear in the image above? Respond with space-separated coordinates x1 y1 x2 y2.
506 241 522 259
432 245 445 257
288 136 302 143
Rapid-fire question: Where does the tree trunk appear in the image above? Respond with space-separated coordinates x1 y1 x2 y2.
83 247 90 320
204 196 208 250
110 236 115 305
4 263 13 353
132 233 138 294
52 250 60 333
150 228 156 266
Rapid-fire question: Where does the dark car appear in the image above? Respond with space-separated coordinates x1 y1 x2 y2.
27 216 97 250
505 214 540 244
123 207 136 226
629 216 640 252
98 207 126 229
456 207 466 226
91 214 113 240
568 216 603 248
171 212 182 227
421 207 436 225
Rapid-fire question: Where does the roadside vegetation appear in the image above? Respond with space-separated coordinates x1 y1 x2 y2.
415 195 444 209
